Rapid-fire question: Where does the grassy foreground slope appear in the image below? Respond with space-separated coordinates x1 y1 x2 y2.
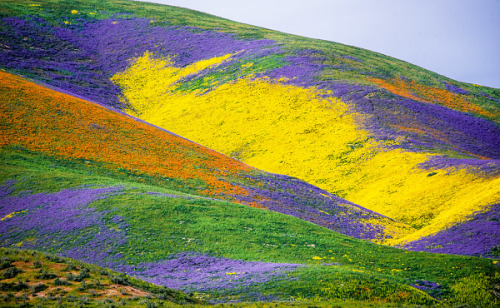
0 249 455 308
0 0 498 254
0 71 498 306
0 247 197 307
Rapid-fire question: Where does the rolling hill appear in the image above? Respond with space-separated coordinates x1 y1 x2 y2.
0 0 499 306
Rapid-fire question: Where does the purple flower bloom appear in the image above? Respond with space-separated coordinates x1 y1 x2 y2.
0 15 277 108
107 251 302 293
0 184 127 263
343 55 363 62
444 82 469 95
404 203 500 258
0 180 15 198
410 279 445 299
418 156 500 176
233 173 389 241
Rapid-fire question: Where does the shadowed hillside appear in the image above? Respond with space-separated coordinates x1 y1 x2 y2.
0 247 197 307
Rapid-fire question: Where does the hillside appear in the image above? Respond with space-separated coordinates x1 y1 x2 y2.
0 0 498 255
0 0 499 306
0 70 400 243
0 70 498 306
0 247 197 307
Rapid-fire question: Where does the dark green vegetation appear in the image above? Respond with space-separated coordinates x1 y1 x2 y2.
0 247 197 307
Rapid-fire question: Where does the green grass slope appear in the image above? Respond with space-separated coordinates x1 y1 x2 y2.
2 145 499 307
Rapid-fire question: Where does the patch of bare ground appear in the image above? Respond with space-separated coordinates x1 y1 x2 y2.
103 284 151 298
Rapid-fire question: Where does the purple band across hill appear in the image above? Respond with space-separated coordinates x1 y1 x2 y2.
404 203 500 258
110 252 302 293
0 183 128 264
237 173 388 240
0 16 275 108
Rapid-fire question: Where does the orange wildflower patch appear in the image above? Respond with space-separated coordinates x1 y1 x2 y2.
238 201 268 209
370 77 494 119
0 71 249 197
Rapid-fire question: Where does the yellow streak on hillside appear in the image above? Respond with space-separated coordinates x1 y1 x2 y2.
112 52 500 244
1 210 27 221
114 51 233 114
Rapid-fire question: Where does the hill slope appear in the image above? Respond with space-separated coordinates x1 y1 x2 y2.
0 247 197 307
0 70 398 242
1 0 497 253
0 69 498 306
0 0 499 305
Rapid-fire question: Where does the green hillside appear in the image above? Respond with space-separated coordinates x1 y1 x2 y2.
2 140 499 307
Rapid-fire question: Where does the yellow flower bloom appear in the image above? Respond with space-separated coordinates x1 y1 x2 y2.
113 51 500 246
71 10 78 14
1 210 27 221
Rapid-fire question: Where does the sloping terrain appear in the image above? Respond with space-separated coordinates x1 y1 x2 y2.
0 70 398 243
0 70 498 306
0 0 499 306
0 247 196 307
0 0 498 256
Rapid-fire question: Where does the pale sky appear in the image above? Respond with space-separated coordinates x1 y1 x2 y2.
132 0 500 89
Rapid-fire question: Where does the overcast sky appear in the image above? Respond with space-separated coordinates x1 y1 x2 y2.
132 0 500 88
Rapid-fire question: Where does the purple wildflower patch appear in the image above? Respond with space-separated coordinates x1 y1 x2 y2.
265 51 327 88
0 15 276 108
236 173 388 241
110 252 302 292
0 180 15 198
343 55 363 62
357 96 500 159
480 92 500 104
444 82 469 95
0 16 124 108
0 184 127 264
410 279 446 299
404 203 500 258
418 156 500 176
